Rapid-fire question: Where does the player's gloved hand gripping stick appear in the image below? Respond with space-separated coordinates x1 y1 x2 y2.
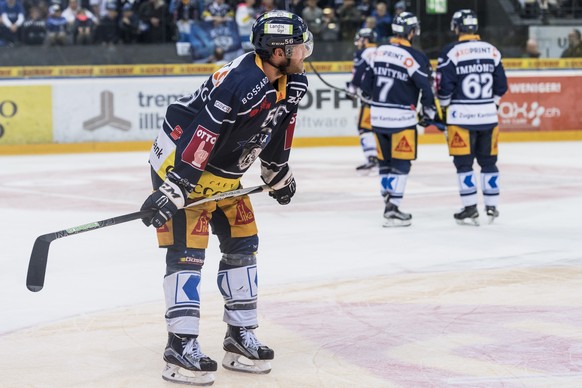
26 184 271 292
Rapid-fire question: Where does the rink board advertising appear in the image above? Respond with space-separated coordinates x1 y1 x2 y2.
0 64 581 147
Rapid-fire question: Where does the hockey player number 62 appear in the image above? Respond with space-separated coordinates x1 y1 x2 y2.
462 73 493 99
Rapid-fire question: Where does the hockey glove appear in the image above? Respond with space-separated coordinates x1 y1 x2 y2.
345 82 357 102
141 176 188 228
418 105 436 126
261 164 296 205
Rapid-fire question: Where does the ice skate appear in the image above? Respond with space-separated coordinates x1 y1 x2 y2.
355 156 379 175
485 205 499 224
222 325 274 374
383 202 412 227
162 333 217 386
454 204 479 226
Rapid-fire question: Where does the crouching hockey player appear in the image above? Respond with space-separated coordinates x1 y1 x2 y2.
139 11 313 385
436 9 507 225
360 12 437 227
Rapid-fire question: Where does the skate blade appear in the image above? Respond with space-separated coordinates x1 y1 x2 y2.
382 218 412 228
162 363 215 386
355 167 378 176
222 352 272 374
487 215 497 224
455 218 480 227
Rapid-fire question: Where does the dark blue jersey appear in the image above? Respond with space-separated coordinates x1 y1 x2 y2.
436 34 508 130
350 43 377 90
148 52 308 196
360 37 435 133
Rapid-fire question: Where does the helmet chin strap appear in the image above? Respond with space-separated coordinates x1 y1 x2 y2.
266 57 292 76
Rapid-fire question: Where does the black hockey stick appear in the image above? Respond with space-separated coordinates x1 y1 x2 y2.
26 184 271 292
307 60 358 98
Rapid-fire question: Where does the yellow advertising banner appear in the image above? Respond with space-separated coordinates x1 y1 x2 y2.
0 85 52 145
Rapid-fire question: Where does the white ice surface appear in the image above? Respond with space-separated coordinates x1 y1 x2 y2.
1 142 580 333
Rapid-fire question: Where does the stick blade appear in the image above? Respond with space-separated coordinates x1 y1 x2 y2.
26 235 52 292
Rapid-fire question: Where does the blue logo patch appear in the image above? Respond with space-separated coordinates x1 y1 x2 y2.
182 275 200 301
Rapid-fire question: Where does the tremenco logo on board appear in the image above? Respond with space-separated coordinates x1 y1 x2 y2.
83 91 131 131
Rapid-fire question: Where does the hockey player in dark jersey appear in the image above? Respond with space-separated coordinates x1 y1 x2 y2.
436 9 508 226
139 11 313 385
360 12 436 227
347 27 379 174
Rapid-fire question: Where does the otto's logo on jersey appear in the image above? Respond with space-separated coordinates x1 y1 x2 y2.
181 125 218 171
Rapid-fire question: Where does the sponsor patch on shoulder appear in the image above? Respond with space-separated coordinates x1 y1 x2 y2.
170 125 183 140
181 125 218 171
214 100 232 114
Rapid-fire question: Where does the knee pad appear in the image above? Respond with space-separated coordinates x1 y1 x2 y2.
453 155 474 173
217 235 259 256
217 253 258 328
391 158 411 175
476 155 499 173
164 270 201 336
165 248 205 275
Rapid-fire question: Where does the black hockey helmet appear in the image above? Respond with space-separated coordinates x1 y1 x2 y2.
354 27 378 45
391 12 420 39
251 11 313 60
451 9 478 34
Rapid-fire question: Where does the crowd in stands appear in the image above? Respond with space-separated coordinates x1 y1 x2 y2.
516 0 582 22
0 0 408 48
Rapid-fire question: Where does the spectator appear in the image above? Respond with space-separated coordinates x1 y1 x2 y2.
523 37 541 58
394 0 405 17
302 0 324 39
371 1 391 42
561 28 582 57
46 3 68 45
363 15 376 29
205 45 226 64
175 0 201 41
356 0 374 22
62 0 97 27
235 0 256 52
202 0 233 26
119 1 139 43
288 0 303 16
22 0 49 19
320 7 339 41
20 5 46 44
337 0 361 41
1 0 25 45
94 1 120 43
73 7 95 44
257 0 276 14
138 0 175 42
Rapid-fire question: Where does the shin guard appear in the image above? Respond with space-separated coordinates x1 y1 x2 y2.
217 254 258 328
